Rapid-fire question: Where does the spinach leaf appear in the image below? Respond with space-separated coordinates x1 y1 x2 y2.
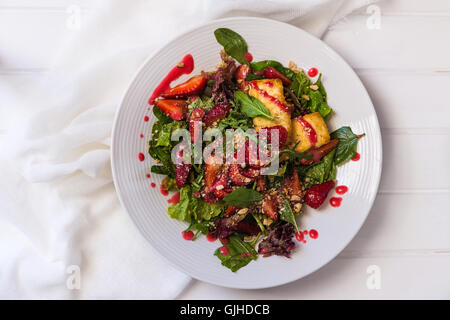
217 110 253 131
331 127 365 165
168 186 225 223
214 28 248 65
234 91 273 120
250 60 296 80
223 187 263 207
280 199 300 232
151 165 172 176
214 235 258 272
302 149 336 188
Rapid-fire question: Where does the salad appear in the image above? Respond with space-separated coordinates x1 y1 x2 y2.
146 28 364 272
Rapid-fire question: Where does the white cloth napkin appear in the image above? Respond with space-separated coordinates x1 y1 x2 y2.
0 0 375 299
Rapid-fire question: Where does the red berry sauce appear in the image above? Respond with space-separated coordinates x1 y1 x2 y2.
330 197 342 207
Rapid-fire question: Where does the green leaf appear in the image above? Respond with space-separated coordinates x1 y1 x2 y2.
280 199 300 232
250 60 296 80
214 235 258 272
223 187 263 207
303 149 336 188
234 91 273 120
331 126 365 165
168 186 225 223
151 165 172 176
214 28 248 65
153 105 173 124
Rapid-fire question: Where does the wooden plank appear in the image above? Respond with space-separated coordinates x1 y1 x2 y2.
178 256 450 299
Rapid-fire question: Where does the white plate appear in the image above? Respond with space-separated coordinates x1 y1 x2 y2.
111 17 382 289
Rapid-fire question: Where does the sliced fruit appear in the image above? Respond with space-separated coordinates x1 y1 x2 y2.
262 197 278 221
259 125 288 146
188 107 205 142
228 163 254 186
299 138 339 165
154 99 187 120
204 103 232 124
212 175 229 199
225 205 240 217
175 150 191 189
160 75 207 99
204 155 223 188
235 64 250 81
263 66 292 86
283 168 303 201
256 176 266 192
305 180 335 209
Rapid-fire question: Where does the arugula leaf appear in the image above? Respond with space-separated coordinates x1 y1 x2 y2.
250 60 296 80
214 235 258 272
168 186 225 223
280 199 300 232
214 28 248 65
331 127 365 165
217 110 253 131
223 187 263 207
234 91 273 120
151 165 172 176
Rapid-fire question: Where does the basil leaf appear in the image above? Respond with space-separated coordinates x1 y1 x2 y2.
280 199 300 232
331 127 365 165
214 28 248 65
234 91 273 120
214 235 258 272
223 187 263 207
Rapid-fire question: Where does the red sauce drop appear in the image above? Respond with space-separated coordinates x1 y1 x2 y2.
220 246 230 256
244 52 253 62
220 238 229 245
264 81 274 87
138 153 145 162
140 133 144 138
249 81 290 113
335 185 348 195
295 231 304 242
309 229 319 239
308 67 318 77
144 116 149 122
182 230 194 241
206 234 216 242
352 152 361 161
330 197 342 207
168 192 180 204
146 173 151 178
297 116 317 145
148 54 195 105
151 182 156 188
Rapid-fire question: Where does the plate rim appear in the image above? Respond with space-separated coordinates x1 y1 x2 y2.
111 16 383 289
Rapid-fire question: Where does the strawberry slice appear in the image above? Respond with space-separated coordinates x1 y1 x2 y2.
228 163 254 186
175 150 191 189
284 168 303 201
235 64 250 80
204 103 232 124
188 107 205 143
263 66 292 86
300 139 339 165
305 180 335 209
262 197 278 221
256 176 266 192
204 155 223 188
154 99 187 120
160 75 207 99
225 205 240 217
259 125 288 146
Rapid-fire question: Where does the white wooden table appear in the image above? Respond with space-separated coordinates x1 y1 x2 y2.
1 0 449 299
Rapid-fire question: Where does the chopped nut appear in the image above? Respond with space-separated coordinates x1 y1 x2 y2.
263 217 273 226
215 185 224 191
294 203 302 212
177 62 185 68
290 195 301 202
309 84 319 90
288 61 303 73
237 208 249 215
301 95 310 101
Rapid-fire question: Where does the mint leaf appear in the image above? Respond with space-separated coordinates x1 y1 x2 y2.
214 235 258 272
223 187 263 207
234 91 273 120
214 28 248 65
280 199 300 232
331 127 365 165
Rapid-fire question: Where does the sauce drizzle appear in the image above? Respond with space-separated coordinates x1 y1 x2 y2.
297 116 318 145
249 81 290 113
